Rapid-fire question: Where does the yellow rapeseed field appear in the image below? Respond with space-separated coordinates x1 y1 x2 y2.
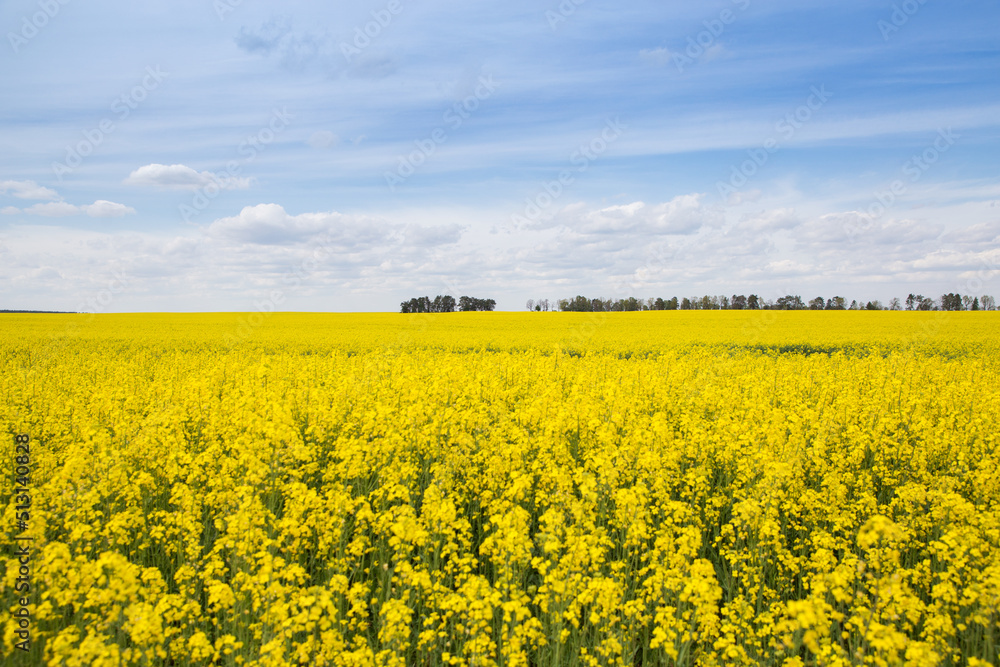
2 312 998 666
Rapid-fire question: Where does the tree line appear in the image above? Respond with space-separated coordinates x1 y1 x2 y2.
546 293 997 312
400 296 496 313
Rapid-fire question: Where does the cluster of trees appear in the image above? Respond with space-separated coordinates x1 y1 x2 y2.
525 299 553 312
400 295 496 313
936 293 994 311
548 293 997 312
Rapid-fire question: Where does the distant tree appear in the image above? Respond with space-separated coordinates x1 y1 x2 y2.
620 297 640 312
430 295 456 313
526 299 534 311
776 295 806 310
545 289 984 315
401 296 440 313
458 296 496 312
560 295 592 312
941 293 963 311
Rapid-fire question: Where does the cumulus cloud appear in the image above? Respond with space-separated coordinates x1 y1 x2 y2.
204 203 463 250
738 207 800 232
0 180 60 201
83 200 138 218
22 200 136 218
24 202 81 217
554 194 721 236
207 203 332 245
398 224 464 247
3 193 996 311
124 164 252 191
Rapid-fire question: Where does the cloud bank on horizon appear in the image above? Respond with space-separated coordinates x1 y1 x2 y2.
1 0 998 312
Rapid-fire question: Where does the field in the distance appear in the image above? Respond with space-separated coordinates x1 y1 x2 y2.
2 312 998 666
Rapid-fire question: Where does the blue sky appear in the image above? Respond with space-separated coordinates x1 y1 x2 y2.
2 0 998 311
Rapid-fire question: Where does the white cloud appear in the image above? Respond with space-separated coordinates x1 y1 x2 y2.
0 180 60 201
207 203 330 245
124 164 252 191
738 207 799 232
25 202 81 217
398 224 464 247
554 194 720 236
2 194 997 312
205 204 464 250
83 200 137 218
2 206 20 215
22 200 136 218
